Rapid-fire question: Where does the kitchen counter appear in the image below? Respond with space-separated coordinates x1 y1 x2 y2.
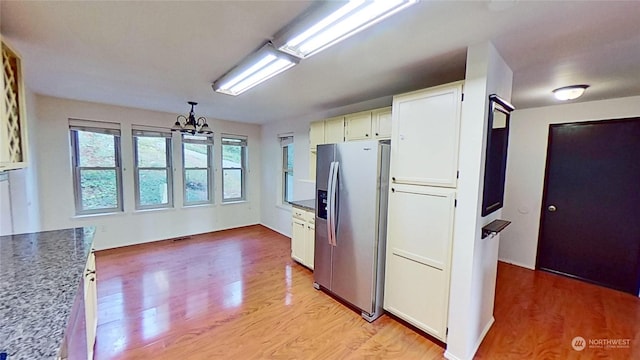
0 227 95 360
290 199 315 212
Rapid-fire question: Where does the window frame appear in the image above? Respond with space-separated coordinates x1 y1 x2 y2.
281 135 294 205
221 134 248 203
182 134 214 206
132 128 174 210
70 125 123 215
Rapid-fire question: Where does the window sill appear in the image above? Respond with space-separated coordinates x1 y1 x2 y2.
221 200 248 206
182 203 215 209
71 211 125 220
133 207 176 215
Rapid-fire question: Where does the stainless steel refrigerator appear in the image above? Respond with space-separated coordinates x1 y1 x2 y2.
314 140 391 322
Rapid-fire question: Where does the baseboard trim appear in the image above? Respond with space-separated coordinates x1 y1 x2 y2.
498 258 535 270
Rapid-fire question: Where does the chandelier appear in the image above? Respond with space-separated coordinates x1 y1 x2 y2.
171 101 213 135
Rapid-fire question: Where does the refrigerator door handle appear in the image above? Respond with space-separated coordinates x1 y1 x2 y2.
327 161 336 246
329 161 339 246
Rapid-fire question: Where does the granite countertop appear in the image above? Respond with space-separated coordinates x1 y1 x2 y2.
0 227 95 360
290 199 315 211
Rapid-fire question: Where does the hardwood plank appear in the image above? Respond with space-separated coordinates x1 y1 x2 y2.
94 225 444 359
94 226 640 359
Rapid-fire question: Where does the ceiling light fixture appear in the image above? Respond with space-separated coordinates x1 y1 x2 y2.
212 42 299 96
274 0 418 59
172 101 213 135
552 85 589 101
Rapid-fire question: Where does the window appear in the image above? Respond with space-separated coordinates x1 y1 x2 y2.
182 134 214 205
70 120 123 215
280 135 294 204
133 127 173 209
221 135 247 202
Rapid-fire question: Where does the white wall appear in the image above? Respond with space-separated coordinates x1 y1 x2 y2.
259 118 313 237
28 95 261 249
499 95 640 269
446 42 512 360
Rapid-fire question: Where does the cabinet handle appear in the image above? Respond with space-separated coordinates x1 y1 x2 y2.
86 270 96 275
375 133 379 136
391 188 395 193
365 133 369 137
392 176 396 181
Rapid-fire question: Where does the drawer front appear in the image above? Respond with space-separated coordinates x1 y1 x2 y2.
293 208 306 220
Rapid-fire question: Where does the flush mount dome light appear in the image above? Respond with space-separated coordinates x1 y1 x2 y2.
552 85 589 101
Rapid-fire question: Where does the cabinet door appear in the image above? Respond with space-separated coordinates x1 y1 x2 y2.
391 82 462 187
384 184 456 341
84 250 97 359
309 121 325 150
305 222 315 270
324 116 345 144
292 217 306 264
345 111 372 141
372 107 392 139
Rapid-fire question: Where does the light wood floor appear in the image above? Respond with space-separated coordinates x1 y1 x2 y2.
94 225 640 359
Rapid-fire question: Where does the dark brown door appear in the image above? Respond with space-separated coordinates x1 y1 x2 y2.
537 117 640 295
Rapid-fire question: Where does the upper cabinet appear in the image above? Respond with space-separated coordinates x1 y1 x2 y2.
390 82 463 188
309 121 325 151
324 116 345 144
344 107 392 141
1 39 28 171
345 111 372 141
308 106 390 180
372 107 392 139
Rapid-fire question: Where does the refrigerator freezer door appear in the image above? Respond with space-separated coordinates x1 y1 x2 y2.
330 141 381 314
314 144 335 290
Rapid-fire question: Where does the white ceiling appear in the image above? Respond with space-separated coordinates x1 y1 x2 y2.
2 1 639 124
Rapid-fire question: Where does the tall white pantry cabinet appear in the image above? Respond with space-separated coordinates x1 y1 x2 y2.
384 81 463 342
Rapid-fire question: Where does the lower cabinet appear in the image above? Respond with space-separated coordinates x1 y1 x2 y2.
84 250 97 359
292 207 315 269
384 184 456 342
59 249 98 360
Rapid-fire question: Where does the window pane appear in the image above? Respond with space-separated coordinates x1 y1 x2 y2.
138 169 169 206
223 169 242 200
77 131 116 167
185 169 209 203
286 145 294 170
285 171 294 203
184 143 208 168
80 169 118 210
222 144 242 168
137 137 167 167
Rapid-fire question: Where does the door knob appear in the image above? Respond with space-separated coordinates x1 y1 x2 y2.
548 205 557 212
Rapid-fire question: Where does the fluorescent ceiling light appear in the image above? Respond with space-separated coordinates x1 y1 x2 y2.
552 85 589 101
213 43 299 96
275 0 417 59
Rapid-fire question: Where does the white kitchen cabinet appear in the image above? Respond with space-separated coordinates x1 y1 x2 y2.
345 111 372 141
292 207 315 269
372 107 392 139
384 184 456 342
324 116 345 144
84 249 97 359
390 82 463 188
309 120 325 151
1 39 28 171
